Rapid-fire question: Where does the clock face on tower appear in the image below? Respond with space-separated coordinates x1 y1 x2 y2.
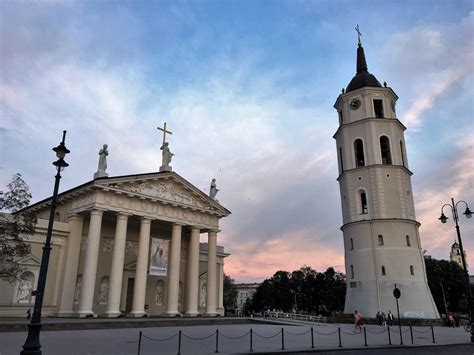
350 99 361 110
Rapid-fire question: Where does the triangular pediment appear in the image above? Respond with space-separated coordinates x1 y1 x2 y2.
17 255 41 266
95 172 230 216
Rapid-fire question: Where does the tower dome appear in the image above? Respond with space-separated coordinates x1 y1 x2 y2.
346 44 382 92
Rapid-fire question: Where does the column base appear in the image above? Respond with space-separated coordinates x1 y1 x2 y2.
55 311 75 317
103 312 122 318
165 311 182 317
76 311 97 318
204 312 218 317
127 311 147 318
184 312 199 317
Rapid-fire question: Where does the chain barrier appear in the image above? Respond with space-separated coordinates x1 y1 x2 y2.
219 331 250 340
284 329 311 336
253 330 281 339
181 331 217 341
136 324 437 354
142 333 179 342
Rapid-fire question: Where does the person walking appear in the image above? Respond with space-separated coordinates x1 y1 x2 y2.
26 308 31 320
382 312 387 326
387 310 394 327
354 310 363 333
376 311 383 327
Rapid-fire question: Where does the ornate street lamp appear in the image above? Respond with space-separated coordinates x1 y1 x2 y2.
439 198 473 342
21 131 70 355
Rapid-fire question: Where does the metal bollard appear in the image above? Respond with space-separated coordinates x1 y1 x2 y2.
363 327 367 346
177 330 181 355
410 325 414 345
137 330 142 355
431 325 435 344
281 328 285 350
250 329 253 352
311 327 314 349
338 327 342 348
388 326 392 345
215 329 219 353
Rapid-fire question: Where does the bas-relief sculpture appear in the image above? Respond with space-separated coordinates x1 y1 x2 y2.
16 273 34 303
98 276 109 305
155 280 164 305
74 275 82 304
200 283 206 308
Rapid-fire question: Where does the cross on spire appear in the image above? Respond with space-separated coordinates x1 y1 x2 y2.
157 122 173 145
355 24 362 46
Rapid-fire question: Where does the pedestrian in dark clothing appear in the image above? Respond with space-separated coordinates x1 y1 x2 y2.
376 311 383 327
26 308 32 320
387 310 394 327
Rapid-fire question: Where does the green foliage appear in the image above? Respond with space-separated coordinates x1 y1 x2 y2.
425 255 467 314
248 266 346 315
223 274 238 310
0 174 36 283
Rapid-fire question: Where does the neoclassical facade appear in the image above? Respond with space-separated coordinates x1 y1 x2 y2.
0 171 230 317
333 39 439 318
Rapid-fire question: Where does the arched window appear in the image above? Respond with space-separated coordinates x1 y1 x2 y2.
406 235 411 247
381 266 386 275
410 265 414 275
350 238 354 250
360 191 368 214
400 141 405 167
380 136 392 164
354 139 365 167
378 235 384 246
373 99 384 118
339 147 344 172
350 265 354 279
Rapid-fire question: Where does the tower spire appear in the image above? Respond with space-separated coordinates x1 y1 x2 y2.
355 25 368 74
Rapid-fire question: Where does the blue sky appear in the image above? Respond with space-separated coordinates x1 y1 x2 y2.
1 0 473 282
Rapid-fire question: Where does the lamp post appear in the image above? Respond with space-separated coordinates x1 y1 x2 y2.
439 198 473 342
21 131 70 355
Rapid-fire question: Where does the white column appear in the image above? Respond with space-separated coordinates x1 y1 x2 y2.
130 217 151 317
57 214 84 316
78 209 104 317
185 226 200 316
206 230 218 316
166 223 183 316
106 213 129 317
218 263 224 312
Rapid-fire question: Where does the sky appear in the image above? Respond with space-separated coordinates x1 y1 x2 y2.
1 0 473 283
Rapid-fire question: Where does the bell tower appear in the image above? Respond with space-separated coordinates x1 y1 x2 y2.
333 31 439 319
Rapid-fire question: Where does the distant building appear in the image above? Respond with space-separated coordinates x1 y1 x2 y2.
450 241 468 269
235 283 259 314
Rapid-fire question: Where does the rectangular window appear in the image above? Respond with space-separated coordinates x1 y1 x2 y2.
378 235 384 245
374 99 384 118
339 111 343 125
350 265 354 279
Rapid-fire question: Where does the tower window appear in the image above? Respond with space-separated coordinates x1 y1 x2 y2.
381 266 386 275
339 147 344 172
400 141 405 167
374 99 384 118
378 235 384 245
350 265 354 279
380 136 392 164
360 191 368 214
350 238 354 250
410 265 414 275
354 139 365 167
339 111 343 125
406 235 411 247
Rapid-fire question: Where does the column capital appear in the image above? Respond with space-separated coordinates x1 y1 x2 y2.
191 226 201 233
116 212 132 220
67 214 84 222
208 229 220 236
140 217 152 224
173 222 186 227
90 208 106 216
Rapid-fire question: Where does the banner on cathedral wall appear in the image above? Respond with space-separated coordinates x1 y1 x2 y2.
149 238 169 276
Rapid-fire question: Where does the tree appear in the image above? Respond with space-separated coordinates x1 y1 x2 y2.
0 174 36 283
425 255 467 314
248 266 346 315
223 274 238 310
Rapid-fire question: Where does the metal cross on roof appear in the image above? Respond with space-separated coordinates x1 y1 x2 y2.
355 24 362 45
157 122 173 145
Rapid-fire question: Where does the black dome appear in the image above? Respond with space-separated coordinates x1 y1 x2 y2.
346 72 382 92
346 44 382 93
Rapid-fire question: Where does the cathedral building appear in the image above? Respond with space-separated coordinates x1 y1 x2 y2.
333 35 439 319
0 139 230 318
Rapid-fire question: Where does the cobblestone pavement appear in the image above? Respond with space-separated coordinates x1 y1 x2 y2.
0 322 472 355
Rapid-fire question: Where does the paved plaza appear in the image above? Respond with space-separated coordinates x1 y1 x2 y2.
1 320 472 355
